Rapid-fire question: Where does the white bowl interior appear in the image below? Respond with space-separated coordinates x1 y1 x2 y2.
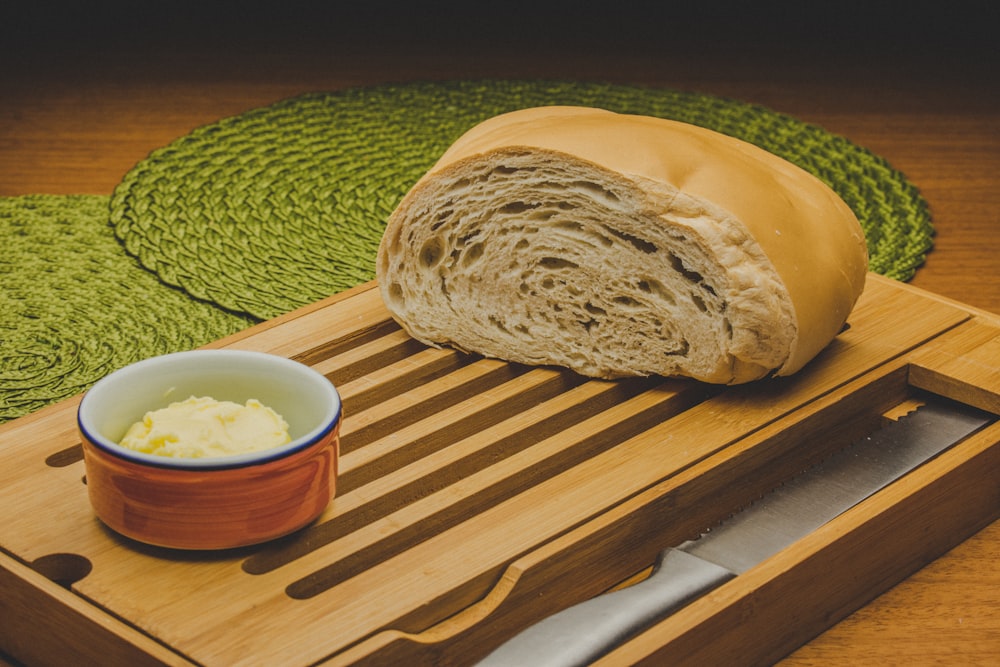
79 350 340 454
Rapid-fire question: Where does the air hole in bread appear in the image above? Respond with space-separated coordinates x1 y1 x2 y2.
668 253 705 285
613 296 643 309
419 238 444 269
447 178 472 192
460 242 485 268
570 180 621 205
552 219 615 247
499 201 539 215
457 231 481 246
637 279 675 305
552 220 585 233
538 257 578 270
430 209 454 231
529 209 559 222
603 226 658 254
489 315 510 334
387 281 403 305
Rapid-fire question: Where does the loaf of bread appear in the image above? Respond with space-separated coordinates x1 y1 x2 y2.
376 106 868 384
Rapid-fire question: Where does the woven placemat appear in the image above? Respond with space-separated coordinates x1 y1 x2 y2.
110 80 933 321
0 195 256 424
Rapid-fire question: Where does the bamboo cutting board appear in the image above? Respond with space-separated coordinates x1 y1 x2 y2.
1 273 999 666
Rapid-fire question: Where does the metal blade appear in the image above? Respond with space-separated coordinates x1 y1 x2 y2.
477 395 994 667
679 396 994 574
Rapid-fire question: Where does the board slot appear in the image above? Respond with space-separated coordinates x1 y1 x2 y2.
308 328 431 389
45 445 83 468
337 367 590 493
244 375 686 575
246 380 708 593
332 347 469 415
326 368 939 663
3 275 992 667
289 316 402 368
338 359 534 454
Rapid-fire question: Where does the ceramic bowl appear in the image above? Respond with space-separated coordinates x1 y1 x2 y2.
77 349 341 550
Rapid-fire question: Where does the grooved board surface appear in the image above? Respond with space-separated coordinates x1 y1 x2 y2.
1 274 998 666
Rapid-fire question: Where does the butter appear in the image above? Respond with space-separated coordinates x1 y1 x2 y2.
119 396 291 458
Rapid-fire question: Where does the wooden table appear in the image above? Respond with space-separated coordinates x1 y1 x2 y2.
3 4 998 664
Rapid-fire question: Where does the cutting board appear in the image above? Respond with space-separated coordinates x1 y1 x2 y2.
2 273 999 666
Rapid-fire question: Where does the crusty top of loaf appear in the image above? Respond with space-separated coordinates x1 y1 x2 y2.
420 106 868 376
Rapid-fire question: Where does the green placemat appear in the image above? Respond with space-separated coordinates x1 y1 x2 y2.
0 195 256 424
110 80 933 321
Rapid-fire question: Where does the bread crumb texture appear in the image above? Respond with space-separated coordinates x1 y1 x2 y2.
377 107 867 384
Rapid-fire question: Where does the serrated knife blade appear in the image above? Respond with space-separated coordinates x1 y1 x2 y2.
477 396 995 667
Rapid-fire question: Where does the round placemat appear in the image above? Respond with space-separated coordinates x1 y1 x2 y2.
0 195 256 424
110 80 933 321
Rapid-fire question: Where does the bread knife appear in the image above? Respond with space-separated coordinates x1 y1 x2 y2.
477 396 995 667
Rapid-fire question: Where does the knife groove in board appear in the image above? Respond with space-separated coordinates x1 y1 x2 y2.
474 395 996 667
679 396 996 573
242 378 715 581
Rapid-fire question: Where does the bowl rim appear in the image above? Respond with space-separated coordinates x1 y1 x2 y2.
77 349 342 471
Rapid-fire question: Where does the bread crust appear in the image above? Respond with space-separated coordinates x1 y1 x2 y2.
377 106 868 383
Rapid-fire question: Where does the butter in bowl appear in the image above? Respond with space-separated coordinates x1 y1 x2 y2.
76 349 342 550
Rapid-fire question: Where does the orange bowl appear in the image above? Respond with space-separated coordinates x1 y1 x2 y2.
77 350 341 550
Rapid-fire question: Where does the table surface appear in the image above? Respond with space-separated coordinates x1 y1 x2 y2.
2 4 998 664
